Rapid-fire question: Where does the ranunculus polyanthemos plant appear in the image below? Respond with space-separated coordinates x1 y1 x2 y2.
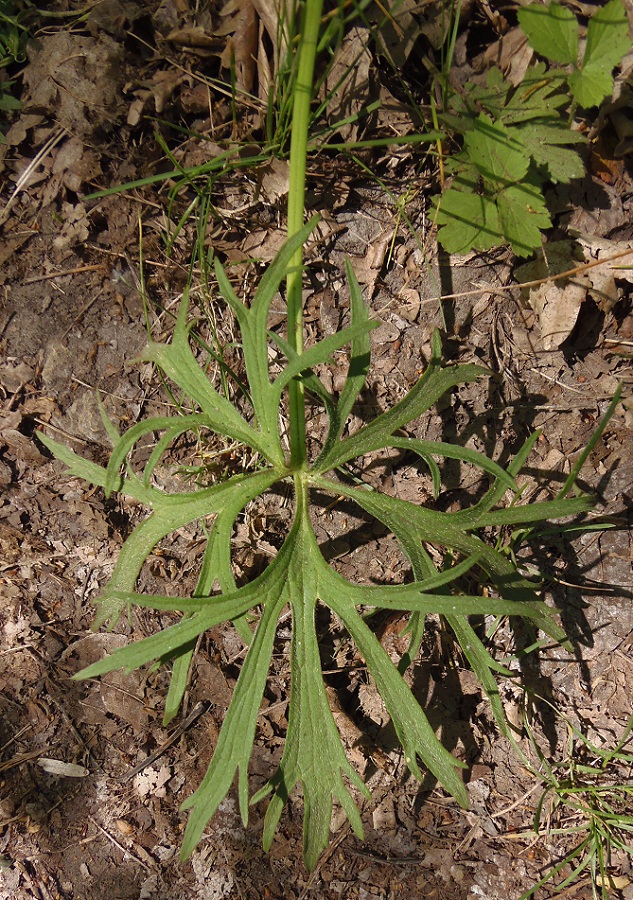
38 0 619 870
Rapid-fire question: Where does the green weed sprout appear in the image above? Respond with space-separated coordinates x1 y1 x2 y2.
433 0 630 256
516 705 633 900
0 0 27 140
38 0 617 870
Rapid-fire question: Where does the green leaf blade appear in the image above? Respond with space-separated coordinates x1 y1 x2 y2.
566 0 630 107
180 589 287 858
517 123 586 183
578 0 630 105
255 511 368 869
496 182 551 257
465 114 530 184
518 2 579 66
434 188 501 255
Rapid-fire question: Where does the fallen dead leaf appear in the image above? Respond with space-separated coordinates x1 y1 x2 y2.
574 232 633 311
322 27 373 142
216 0 258 94
22 32 124 139
517 238 633 350
257 158 289 204
477 26 533 86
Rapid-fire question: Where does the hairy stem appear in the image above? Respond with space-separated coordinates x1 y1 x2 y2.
286 0 324 468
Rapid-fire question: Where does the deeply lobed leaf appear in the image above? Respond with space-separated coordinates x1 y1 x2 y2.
39 230 615 871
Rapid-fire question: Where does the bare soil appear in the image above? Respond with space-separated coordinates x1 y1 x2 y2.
1 2 632 899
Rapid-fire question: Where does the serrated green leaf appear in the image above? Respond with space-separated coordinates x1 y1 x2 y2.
93 467 281 628
568 0 630 107
180 585 287 855
518 2 578 66
253 506 369 868
500 64 570 124
434 187 501 255
329 584 469 805
586 2 631 72
142 291 283 464
516 123 586 183
568 65 611 109
315 474 569 643
271 318 378 405
324 259 372 446
496 181 551 257
388 436 518 495
465 114 531 184
103 413 211 498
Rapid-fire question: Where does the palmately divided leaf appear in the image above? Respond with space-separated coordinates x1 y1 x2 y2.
39 224 620 873
142 293 282 464
465 114 530 184
517 2 578 66
316 475 571 646
496 181 551 257
180 587 287 857
92 467 282 629
253 502 369 869
329 585 469 805
316 330 489 471
515 123 586 183
315 258 372 465
499 64 569 124
434 187 501 255
214 217 319 442
569 0 630 108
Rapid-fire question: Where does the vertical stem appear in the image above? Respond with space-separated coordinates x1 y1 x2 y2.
286 0 324 469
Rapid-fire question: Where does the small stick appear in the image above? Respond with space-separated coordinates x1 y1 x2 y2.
88 817 153 871
437 246 633 302
23 264 104 285
115 701 210 783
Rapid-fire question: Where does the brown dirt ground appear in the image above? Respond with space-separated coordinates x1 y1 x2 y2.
1 2 632 899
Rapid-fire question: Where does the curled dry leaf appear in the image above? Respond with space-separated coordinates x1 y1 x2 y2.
37 758 90 778
216 0 258 94
518 237 633 350
257 158 289 204
321 27 373 142
22 32 124 139
477 26 534 87
166 26 220 50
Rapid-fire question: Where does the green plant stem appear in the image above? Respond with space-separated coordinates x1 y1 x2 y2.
286 0 324 469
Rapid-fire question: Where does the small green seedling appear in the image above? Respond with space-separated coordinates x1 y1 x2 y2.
518 0 631 109
0 0 27 140
38 0 620 870
434 0 630 256
516 703 633 900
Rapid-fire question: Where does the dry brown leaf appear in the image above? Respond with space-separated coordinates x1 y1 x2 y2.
574 232 633 310
372 0 421 67
398 287 421 323
518 237 633 349
216 0 258 94
242 228 287 262
257 158 289 204
126 70 183 124
517 243 586 350
166 26 220 49
322 27 373 142
477 26 533 86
